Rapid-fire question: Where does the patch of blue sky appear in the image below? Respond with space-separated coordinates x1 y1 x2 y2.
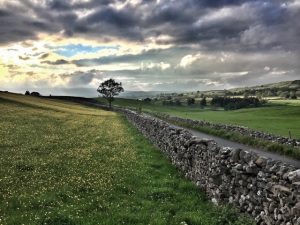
53 44 118 57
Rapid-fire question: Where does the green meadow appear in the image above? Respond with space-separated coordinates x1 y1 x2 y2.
104 98 300 139
0 93 253 225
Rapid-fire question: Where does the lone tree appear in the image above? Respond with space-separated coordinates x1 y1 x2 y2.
97 78 124 108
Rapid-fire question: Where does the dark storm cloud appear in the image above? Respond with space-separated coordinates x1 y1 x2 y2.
85 7 135 27
72 0 116 9
149 0 299 51
39 53 50 59
42 59 70 65
72 4 143 41
0 9 10 17
0 2 59 45
145 2 195 25
19 56 30 60
56 69 102 86
1 0 299 53
47 0 72 11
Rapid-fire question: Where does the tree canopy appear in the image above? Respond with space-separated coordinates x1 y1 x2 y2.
97 79 124 108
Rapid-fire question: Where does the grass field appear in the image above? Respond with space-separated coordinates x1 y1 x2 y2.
103 98 300 139
0 93 253 225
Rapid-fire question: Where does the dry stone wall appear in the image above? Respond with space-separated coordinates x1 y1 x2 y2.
123 109 300 225
155 113 300 147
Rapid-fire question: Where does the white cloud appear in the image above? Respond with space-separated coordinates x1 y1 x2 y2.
179 54 201 68
141 61 170 70
285 0 300 10
195 3 256 27
215 71 249 76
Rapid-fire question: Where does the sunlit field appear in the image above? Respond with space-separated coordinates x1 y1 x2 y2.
0 93 253 225
105 98 300 139
162 103 300 139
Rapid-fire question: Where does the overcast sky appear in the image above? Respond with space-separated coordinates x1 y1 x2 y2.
0 0 299 96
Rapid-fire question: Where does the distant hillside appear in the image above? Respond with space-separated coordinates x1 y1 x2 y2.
230 80 300 92
157 80 300 100
226 80 300 98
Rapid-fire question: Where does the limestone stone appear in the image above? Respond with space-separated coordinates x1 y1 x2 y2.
255 156 268 167
287 170 300 182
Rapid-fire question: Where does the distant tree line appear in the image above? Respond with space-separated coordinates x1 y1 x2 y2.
226 89 298 99
25 90 41 96
211 97 263 110
143 97 152 103
162 97 207 107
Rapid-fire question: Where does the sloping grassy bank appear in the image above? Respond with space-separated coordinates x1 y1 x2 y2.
0 93 253 225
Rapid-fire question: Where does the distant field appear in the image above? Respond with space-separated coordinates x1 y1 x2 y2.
162 102 300 139
0 93 252 225
104 98 300 139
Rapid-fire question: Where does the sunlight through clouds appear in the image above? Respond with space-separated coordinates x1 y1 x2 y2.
0 0 299 95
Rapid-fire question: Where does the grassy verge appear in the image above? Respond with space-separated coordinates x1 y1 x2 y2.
150 112 300 160
0 93 253 225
